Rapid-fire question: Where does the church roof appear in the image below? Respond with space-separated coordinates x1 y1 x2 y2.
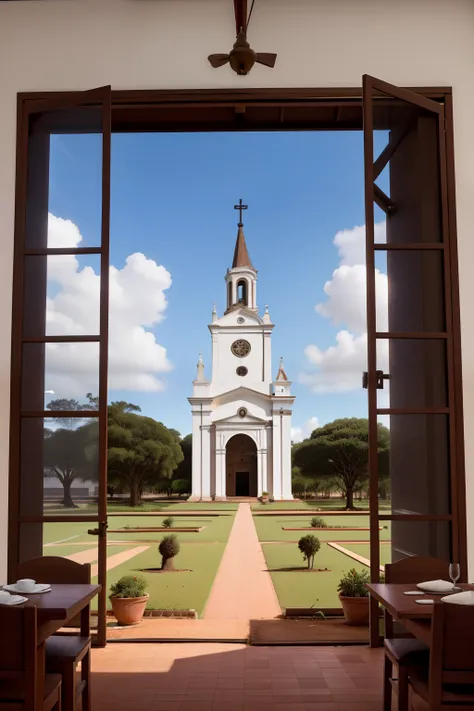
232 225 254 269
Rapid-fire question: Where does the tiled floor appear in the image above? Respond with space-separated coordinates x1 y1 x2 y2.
92 643 384 710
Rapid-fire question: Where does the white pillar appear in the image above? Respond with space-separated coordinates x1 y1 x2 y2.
214 430 226 500
281 411 293 499
272 412 282 500
190 410 202 500
201 423 212 500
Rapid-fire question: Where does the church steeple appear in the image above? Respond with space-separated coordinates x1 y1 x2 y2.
225 199 258 313
232 224 254 269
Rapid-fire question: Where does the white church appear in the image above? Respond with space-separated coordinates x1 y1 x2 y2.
188 203 295 500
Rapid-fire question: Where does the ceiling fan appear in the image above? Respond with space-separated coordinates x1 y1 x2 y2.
208 0 277 76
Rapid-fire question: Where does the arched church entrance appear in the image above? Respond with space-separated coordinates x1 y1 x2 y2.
225 434 257 497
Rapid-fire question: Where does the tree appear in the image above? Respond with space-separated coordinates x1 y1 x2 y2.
158 534 180 571
173 434 192 491
292 418 389 510
44 421 98 508
107 401 183 506
298 534 321 570
45 395 99 507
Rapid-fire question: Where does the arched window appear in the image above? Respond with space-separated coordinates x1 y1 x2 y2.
237 279 248 305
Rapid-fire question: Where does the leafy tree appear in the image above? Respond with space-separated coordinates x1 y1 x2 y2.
292 418 389 510
298 534 321 570
172 479 189 497
159 534 180 571
107 401 183 506
44 421 98 508
173 434 192 492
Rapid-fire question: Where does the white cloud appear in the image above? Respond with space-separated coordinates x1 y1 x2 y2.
291 416 320 443
300 222 388 393
45 214 173 398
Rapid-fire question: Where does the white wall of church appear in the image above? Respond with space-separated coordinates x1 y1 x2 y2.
1 0 474 576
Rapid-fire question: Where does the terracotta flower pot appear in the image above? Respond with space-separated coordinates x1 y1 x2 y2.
339 594 370 626
110 593 149 626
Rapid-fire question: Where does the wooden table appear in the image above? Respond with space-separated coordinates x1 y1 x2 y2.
4 583 101 708
367 583 474 645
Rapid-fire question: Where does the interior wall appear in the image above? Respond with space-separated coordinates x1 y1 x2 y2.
1 0 474 579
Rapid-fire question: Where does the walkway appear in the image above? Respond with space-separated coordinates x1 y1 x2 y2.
203 503 281 620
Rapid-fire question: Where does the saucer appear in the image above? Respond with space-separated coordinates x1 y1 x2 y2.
4 583 51 594
0 594 28 606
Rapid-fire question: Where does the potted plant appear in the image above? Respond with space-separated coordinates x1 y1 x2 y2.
261 491 269 504
338 568 370 626
109 574 149 626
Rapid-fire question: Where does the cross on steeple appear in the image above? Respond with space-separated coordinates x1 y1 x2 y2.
234 198 248 226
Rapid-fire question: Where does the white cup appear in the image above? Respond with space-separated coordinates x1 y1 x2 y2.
16 578 36 593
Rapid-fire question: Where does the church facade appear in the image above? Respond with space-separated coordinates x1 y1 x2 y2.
188 207 294 500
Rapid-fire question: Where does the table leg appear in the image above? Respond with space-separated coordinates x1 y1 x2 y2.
81 603 91 711
36 641 46 710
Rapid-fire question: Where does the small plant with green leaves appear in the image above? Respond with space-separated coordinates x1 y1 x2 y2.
159 534 181 571
109 575 148 599
298 534 321 569
162 516 174 529
338 568 370 598
310 516 327 528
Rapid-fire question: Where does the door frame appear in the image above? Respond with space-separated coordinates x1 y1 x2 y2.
8 85 466 639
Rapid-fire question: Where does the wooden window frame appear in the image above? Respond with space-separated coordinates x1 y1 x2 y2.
8 85 466 642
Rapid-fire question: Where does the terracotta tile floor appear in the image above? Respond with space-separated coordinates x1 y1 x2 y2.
92 643 385 710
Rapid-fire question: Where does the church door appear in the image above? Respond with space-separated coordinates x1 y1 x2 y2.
225 434 257 497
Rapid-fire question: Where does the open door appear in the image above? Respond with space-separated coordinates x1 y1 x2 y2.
363 76 465 646
9 87 111 646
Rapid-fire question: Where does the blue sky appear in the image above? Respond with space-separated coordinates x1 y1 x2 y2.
48 130 388 438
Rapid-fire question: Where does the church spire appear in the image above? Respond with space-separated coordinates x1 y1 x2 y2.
232 199 254 269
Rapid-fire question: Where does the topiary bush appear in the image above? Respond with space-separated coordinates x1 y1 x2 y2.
310 516 327 528
110 574 148 599
337 568 370 597
159 534 180 571
298 534 321 569
162 516 174 529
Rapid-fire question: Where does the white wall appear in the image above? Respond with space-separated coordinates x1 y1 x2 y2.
1 0 474 579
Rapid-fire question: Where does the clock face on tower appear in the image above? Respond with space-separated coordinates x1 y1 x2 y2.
231 339 251 357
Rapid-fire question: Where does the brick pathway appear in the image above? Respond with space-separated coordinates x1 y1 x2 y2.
203 503 281 620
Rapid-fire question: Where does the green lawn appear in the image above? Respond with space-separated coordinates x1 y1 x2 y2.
251 498 392 511
43 506 236 616
253 511 391 609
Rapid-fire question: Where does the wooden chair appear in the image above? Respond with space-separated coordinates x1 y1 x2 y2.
16 558 91 711
383 555 449 711
0 606 62 711
408 601 474 710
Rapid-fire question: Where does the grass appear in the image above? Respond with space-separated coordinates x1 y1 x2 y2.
251 498 392 511
253 510 391 609
43 505 237 616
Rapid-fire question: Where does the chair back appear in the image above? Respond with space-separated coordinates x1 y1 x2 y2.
384 556 449 638
17 556 91 628
428 602 474 705
385 555 449 584
0 606 37 708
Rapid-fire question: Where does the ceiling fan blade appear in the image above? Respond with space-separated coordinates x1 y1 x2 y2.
256 53 277 68
208 54 230 68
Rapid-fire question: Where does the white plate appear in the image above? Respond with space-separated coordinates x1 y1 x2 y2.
0 594 28 606
415 599 434 605
3 583 51 594
417 580 454 594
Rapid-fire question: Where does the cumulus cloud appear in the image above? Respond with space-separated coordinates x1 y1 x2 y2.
291 417 320 443
300 222 388 393
45 214 173 398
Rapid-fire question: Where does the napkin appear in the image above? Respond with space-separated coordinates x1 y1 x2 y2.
417 580 454 593
441 590 474 605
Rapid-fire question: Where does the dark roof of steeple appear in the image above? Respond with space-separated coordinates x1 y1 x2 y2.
232 225 254 269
